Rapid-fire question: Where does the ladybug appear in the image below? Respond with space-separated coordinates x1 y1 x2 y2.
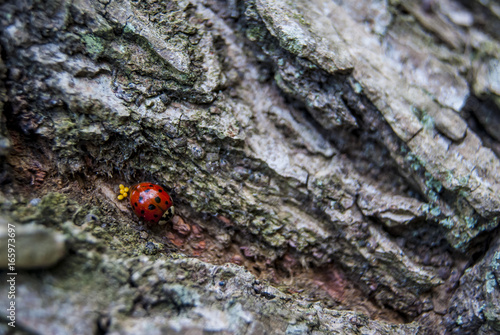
126 183 174 225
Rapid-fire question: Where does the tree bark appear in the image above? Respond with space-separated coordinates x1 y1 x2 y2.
1 0 500 334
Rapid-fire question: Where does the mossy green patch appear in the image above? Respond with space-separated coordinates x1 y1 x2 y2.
82 34 105 59
246 25 267 42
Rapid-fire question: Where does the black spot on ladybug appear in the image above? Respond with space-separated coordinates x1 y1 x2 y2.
144 189 151 193
149 184 154 187
158 189 163 192
155 197 161 203
154 214 158 218
139 196 144 203
134 202 138 207
141 210 145 214
148 204 156 210
165 200 169 205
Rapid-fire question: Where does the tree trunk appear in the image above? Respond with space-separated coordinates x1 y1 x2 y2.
1 0 500 333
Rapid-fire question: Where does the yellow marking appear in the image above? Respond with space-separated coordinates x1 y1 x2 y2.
117 184 130 201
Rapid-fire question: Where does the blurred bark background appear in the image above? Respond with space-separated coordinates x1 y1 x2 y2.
0 0 500 334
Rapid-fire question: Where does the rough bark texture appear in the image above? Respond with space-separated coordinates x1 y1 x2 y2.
0 0 499 334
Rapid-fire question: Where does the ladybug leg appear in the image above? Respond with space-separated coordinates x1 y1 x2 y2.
158 206 175 225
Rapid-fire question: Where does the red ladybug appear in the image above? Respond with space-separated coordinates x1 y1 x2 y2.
129 183 174 224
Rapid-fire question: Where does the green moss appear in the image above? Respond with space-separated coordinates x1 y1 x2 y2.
12 193 81 226
290 12 310 27
353 82 363 94
280 36 305 55
485 272 497 294
427 190 438 202
465 216 477 229
439 217 454 229
411 106 435 130
430 206 441 216
410 162 420 171
246 25 267 42
82 34 105 59
441 213 500 251
424 172 442 193
74 2 217 104
457 176 469 187
123 22 136 35
491 252 500 271
294 229 318 251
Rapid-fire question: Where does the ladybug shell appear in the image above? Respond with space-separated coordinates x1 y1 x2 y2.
129 183 173 224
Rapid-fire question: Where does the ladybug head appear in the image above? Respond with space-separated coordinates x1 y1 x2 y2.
158 206 175 225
